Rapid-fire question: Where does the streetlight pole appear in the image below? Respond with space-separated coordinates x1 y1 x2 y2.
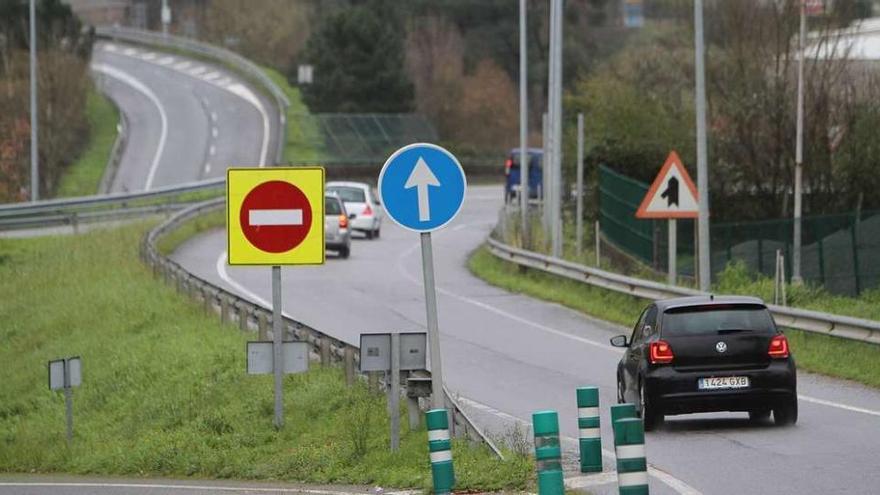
519 0 529 249
694 0 711 291
29 0 38 202
793 0 806 284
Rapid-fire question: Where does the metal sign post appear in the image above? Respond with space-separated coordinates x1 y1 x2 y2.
272 265 283 428
390 333 401 451
668 219 677 285
227 167 325 429
575 113 585 256
49 357 81 444
378 143 466 411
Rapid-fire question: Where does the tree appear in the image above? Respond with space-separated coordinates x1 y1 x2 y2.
298 0 413 112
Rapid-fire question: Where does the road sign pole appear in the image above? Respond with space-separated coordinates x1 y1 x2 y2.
668 219 677 285
420 233 445 409
520 0 529 250
63 359 73 444
272 265 284 429
576 113 585 256
390 332 401 451
29 0 38 202
793 0 806 284
695 0 711 291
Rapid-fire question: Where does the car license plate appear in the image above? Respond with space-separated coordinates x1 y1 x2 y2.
698 376 750 390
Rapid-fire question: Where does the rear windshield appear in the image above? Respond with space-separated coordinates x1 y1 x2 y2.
510 153 542 169
662 305 775 337
325 197 343 215
328 187 366 203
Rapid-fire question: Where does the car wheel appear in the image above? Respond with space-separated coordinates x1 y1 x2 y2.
339 246 350 259
773 398 798 426
639 380 662 431
748 409 771 423
374 228 381 239
617 373 625 404
365 230 374 240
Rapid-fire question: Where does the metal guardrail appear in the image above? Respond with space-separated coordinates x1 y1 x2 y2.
94 25 289 165
0 178 224 231
142 199 503 458
486 237 880 345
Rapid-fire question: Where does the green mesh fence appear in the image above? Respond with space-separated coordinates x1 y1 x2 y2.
287 113 438 165
598 165 880 296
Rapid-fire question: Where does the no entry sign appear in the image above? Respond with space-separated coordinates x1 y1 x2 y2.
227 167 325 265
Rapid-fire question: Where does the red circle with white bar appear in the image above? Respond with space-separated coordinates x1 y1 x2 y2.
240 180 312 253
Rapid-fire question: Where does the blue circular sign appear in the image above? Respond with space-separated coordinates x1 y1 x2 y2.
378 143 467 233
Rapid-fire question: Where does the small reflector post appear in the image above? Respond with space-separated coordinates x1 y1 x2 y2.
249 209 303 226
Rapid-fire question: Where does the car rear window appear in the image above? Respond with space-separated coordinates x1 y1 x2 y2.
325 197 343 215
661 305 775 336
328 187 366 203
510 153 542 169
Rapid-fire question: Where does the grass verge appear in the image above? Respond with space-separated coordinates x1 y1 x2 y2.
56 88 119 198
261 67 327 164
156 209 225 256
0 224 531 490
468 245 880 389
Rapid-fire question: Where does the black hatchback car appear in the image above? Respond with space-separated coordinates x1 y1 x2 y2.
611 296 797 430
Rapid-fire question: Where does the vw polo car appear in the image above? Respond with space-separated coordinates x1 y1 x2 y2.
611 295 797 430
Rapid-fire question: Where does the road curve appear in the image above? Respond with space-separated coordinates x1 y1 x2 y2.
90 42 279 192
171 184 880 495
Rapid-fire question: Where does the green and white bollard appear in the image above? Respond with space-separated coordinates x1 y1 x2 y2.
426 409 455 494
613 417 649 495
610 403 637 425
577 387 602 473
532 410 565 495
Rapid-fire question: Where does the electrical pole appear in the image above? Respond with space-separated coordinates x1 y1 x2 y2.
29 0 38 202
694 0 711 291
520 0 529 248
548 0 563 258
793 0 806 284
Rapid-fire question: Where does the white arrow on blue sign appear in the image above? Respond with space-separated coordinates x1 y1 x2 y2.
378 143 467 233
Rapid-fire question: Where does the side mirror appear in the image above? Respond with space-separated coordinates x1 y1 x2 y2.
610 335 629 348
349 213 357 220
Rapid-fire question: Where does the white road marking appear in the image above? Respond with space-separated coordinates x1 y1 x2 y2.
249 209 303 226
0 483 416 495
123 47 137 56
217 77 232 86
158 56 174 65
212 127 219 138
174 61 192 70
204 162 212 174
189 65 206 76
211 111 218 122
209 144 216 156
204 71 220 81
798 394 880 417
103 43 117 52
454 395 701 494
91 63 167 191
141 52 156 61
226 83 270 166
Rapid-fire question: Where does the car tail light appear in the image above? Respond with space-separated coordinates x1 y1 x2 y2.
768 334 790 359
338 214 348 229
363 204 373 216
649 340 674 364
505 158 513 175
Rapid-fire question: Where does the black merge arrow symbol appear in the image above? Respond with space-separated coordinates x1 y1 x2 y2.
661 176 679 207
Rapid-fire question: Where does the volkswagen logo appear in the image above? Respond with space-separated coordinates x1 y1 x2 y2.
715 341 728 353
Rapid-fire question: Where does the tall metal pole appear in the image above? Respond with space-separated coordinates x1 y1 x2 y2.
542 112 550 244
793 0 806 284
272 266 284 429
694 0 711 291
519 0 529 249
552 0 564 258
389 332 401 452
575 113 584 256
420 233 445 410
161 0 170 36
668 219 677 285
29 0 38 202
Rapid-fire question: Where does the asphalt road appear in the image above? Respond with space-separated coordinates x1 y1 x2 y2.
171 184 880 495
91 42 278 192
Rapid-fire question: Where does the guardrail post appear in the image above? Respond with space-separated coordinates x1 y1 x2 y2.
202 288 213 314
320 337 331 366
238 304 249 332
577 386 602 473
257 312 268 339
426 409 455 495
220 296 230 324
344 347 355 386
613 417 649 495
533 410 564 495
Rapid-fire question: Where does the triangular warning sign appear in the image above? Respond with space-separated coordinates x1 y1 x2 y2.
635 151 699 219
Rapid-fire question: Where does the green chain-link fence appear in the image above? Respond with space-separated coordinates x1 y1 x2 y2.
598 165 880 296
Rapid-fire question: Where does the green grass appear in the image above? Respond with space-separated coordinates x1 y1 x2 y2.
156 209 225 256
468 246 880 388
56 88 119 198
0 224 531 490
261 67 327 164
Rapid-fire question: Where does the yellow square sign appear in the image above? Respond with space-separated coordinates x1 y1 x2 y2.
227 167 325 265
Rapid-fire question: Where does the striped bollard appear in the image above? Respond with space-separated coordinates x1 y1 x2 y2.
532 410 565 495
426 409 455 494
577 387 602 472
610 403 637 425
613 417 649 495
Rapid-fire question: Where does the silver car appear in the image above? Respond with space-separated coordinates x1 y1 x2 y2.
325 194 351 258
326 181 384 239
